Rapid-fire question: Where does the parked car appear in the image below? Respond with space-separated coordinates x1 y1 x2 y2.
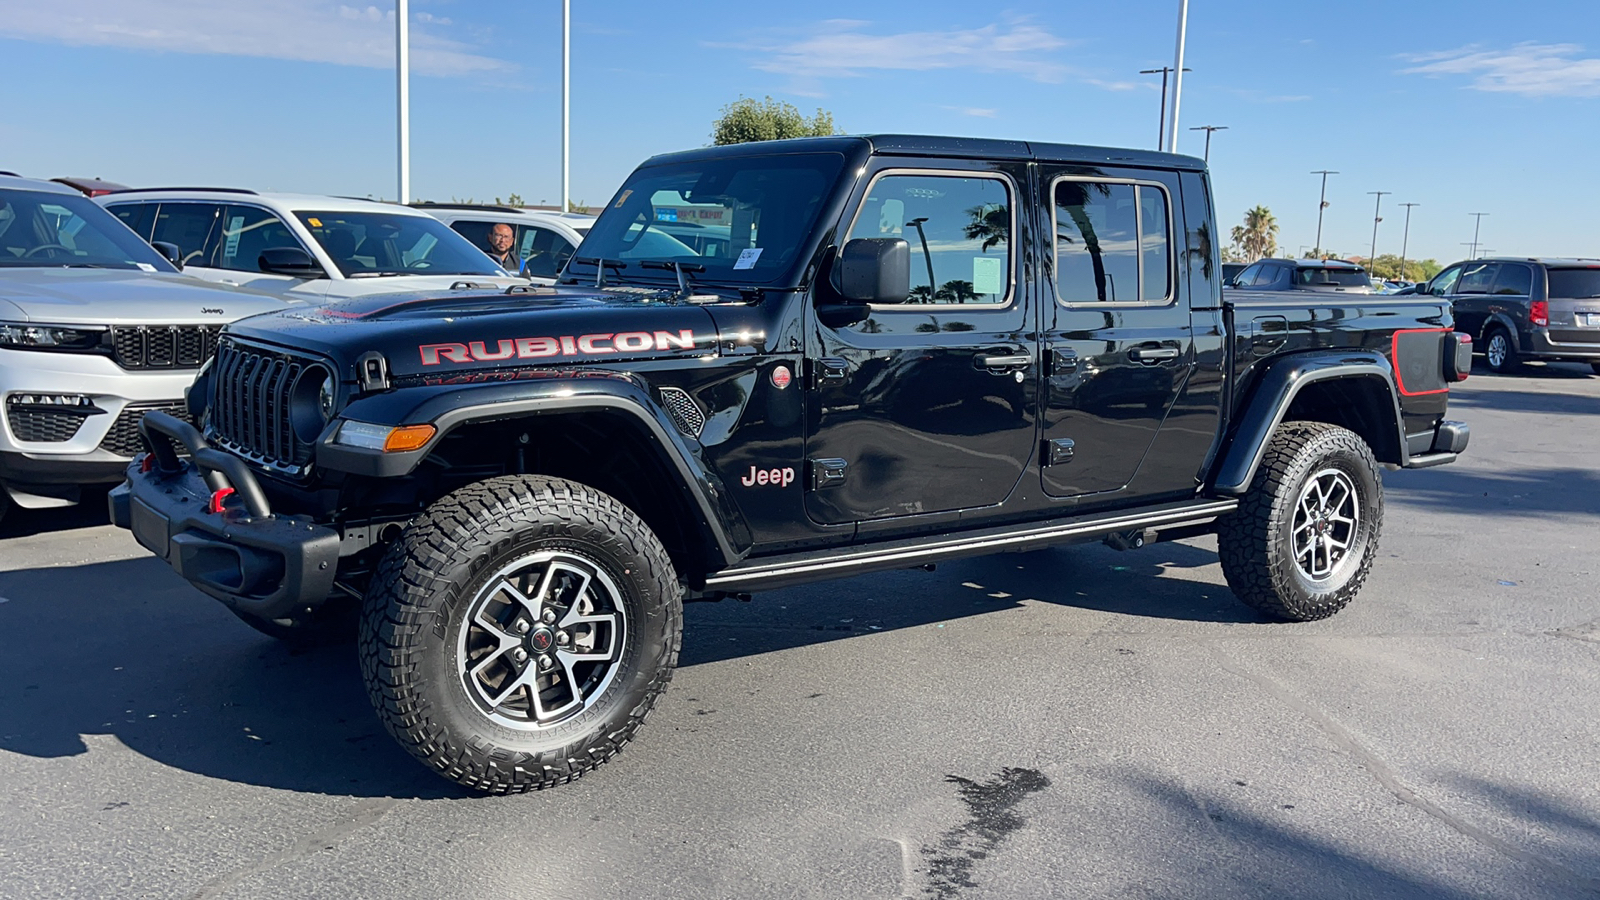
1422 258 1600 374
99 189 526 302
51 177 131 197
1221 262 1247 285
113 134 1470 794
1227 258 1373 293
0 175 292 524
413 203 594 282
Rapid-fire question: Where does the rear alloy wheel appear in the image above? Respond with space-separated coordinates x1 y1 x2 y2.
1483 329 1521 374
359 475 681 794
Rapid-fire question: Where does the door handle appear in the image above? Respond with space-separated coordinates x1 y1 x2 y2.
1128 346 1180 363
977 353 1031 369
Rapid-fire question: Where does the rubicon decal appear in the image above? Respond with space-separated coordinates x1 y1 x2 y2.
420 330 699 366
741 466 796 488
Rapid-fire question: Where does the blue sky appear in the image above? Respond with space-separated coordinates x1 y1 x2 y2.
1 0 1596 266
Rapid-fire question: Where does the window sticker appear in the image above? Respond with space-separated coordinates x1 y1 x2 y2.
136 262 158 272
614 189 633 208
223 216 244 257
972 256 1002 295
307 217 322 228
734 247 763 270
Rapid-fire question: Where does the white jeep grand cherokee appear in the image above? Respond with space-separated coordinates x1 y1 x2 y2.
0 175 293 524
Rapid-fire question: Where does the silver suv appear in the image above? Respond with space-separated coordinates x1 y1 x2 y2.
0 176 292 523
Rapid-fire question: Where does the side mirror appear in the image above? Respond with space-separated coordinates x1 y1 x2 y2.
150 241 184 271
836 238 910 304
258 246 325 279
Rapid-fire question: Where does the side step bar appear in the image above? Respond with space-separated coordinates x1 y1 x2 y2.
704 499 1239 593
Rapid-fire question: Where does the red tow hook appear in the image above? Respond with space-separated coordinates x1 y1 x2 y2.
208 487 236 514
139 453 155 473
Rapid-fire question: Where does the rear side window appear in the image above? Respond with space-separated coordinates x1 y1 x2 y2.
1294 266 1369 288
1492 264 1533 296
1546 268 1600 299
151 203 220 267
1455 262 1497 295
848 172 1013 305
1055 180 1172 304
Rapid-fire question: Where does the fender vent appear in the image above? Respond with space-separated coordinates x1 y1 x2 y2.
658 387 705 438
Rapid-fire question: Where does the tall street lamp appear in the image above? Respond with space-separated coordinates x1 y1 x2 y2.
907 217 936 300
1311 170 1338 256
1397 203 1419 282
1468 212 1489 260
396 0 410 203
561 0 570 212
1166 0 1191 154
1189 125 1227 163
1367 191 1390 273
1139 67 1190 149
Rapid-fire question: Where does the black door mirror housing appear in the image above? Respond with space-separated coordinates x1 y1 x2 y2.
258 246 325 279
836 238 910 304
150 241 184 271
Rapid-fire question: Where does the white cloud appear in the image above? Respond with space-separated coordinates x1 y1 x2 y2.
0 1 511 77
742 18 1074 83
1403 42 1600 98
943 105 998 118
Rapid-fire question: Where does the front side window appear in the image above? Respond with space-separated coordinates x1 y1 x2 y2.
295 211 505 277
1427 265 1463 297
1493 264 1533 296
521 226 575 279
213 205 303 272
847 173 1012 305
1234 263 1263 287
1455 262 1497 295
151 203 221 267
0 190 177 271
1056 180 1171 304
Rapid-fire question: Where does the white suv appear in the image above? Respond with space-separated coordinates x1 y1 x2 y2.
413 204 594 283
99 190 528 301
0 175 295 522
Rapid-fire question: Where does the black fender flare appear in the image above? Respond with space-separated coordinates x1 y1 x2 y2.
1210 350 1407 496
318 371 752 569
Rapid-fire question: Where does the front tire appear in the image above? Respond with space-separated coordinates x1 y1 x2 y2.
1483 328 1521 374
359 475 681 794
1217 422 1383 622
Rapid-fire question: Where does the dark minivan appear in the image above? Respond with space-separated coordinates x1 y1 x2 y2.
1227 257 1373 293
1423 258 1600 374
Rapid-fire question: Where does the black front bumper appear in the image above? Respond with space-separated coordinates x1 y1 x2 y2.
108 412 340 619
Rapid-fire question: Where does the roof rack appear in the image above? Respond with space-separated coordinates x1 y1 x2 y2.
409 201 524 213
105 187 258 195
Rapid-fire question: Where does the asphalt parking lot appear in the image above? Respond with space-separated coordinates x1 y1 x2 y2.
3 361 1599 900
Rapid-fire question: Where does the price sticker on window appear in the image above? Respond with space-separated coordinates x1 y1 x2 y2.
972 256 1002 295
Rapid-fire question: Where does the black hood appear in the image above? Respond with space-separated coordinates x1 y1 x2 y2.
225 286 726 379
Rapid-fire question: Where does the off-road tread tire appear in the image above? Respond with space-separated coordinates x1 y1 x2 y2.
1484 328 1521 374
358 474 681 794
1217 422 1383 622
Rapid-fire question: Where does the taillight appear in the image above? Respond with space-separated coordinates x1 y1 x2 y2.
1531 300 1549 327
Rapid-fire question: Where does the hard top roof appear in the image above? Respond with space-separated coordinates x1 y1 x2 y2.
101 189 432 215
0 174 84 196
1256 258 1366 269
643 134 1207 171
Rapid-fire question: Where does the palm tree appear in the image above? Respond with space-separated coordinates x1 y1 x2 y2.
963 203 1009 252
936 279 978 303
1230 206 1279 262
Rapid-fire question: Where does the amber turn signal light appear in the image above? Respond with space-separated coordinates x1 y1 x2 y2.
383 424 436 452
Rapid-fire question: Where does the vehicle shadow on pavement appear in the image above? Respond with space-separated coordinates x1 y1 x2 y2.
0 487 111 539
1386 464 1600 520
0 556 465 799
681 541 1267 668
1448 387 1600 417
1111 771 1600 898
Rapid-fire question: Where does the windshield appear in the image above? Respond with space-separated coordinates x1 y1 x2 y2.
1547 268 1600 299
1295 266 1370 288
571 152 847 285
0 188 176 271
295 211 508 278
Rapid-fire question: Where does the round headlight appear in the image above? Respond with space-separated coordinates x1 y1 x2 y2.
319 373 336 420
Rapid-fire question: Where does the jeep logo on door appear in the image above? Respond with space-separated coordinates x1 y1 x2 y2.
741 466 796 488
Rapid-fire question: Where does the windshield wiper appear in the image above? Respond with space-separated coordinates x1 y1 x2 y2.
570 256 627 288
638 260 706 298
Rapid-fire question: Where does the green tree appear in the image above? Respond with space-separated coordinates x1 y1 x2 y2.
1364 253 1441 282
711 96 838 145
963 203 1009 252
1230 206 1279 262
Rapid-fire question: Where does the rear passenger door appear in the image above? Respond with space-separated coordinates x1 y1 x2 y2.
1038 168 1195 502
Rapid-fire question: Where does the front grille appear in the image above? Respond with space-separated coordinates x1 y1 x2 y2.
111 325 223 370
657 387 705 438
209 339 322 471
8 407 92 443
100 402 190 458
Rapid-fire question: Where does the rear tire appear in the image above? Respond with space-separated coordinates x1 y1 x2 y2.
1217 422 1383 622
1483 328 1521 374
359 474 681 794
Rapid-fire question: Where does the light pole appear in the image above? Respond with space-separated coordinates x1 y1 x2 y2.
396 0 410 203
561 0 570 212
1167 0 1191 154
1311 170 1338 256
1397 203 1419 282
1367 191 1389 273
1189 125 1228 163
1139 67 1189 149
1468 212 1489 260
907 218 936 299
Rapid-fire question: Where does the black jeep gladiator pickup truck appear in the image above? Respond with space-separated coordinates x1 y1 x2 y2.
111 135 1472 794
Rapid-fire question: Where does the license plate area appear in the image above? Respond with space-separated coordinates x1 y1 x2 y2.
1578 312 1600 327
